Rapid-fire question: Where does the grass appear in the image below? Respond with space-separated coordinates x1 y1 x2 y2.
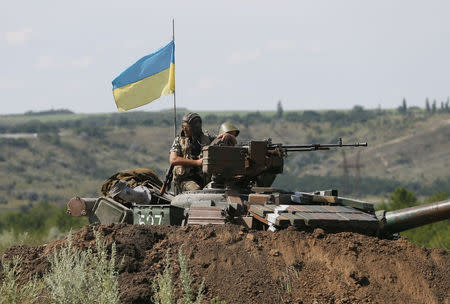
152 246 205 304
0 230 31 254
0 256 45 304
1 228 120 304
45 230 120 304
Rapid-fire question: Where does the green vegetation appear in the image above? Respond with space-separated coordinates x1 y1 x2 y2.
0 257 44 304
152 246 205 304
377 187 449 250
45 231 120 304
1 231 120 304
0 203 87 253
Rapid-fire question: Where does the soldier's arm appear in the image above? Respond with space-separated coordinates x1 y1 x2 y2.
169 152 202 167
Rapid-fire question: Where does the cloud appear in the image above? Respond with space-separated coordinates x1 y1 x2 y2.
228 48 261 64
70 56 93 68
34 56 57 70
123 40 145 49
196 76 222 90
5 28 33 45
34 55 93 70
0 76 25 89
65 80 84 90
303 41 324 56
266 39 297 52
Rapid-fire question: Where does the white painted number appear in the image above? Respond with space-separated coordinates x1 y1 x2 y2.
138 213 163 225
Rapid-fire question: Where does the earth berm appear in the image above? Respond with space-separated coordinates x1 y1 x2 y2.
2 224 449 304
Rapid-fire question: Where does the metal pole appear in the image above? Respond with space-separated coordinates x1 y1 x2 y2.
172 18 177 138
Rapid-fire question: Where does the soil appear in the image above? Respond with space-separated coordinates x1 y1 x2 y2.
2 224 449 304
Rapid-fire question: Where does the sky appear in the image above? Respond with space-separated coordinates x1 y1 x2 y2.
2 0 450 114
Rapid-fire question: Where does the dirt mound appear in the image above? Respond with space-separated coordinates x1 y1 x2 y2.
3 224 449 304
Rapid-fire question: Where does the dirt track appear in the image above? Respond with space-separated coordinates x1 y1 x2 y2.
3 224 449 304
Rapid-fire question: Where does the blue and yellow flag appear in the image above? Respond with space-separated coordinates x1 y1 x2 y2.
112 41 175 112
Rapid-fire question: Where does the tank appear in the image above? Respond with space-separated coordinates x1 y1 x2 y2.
66 139 450 238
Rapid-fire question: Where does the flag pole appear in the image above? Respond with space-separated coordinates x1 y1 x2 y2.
172 18 177 138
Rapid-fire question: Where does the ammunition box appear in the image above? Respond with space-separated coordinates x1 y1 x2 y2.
202 145 246 177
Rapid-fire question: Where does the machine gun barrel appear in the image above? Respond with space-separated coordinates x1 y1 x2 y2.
269 138 367 152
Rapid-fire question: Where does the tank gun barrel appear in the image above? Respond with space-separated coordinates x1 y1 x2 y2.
377 199 450 233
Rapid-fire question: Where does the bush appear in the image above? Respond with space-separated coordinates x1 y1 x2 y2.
0 257 45 304
45 230 120 304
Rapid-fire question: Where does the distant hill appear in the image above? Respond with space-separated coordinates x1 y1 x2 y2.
0 108 448 211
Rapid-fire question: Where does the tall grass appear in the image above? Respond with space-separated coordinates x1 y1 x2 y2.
0 227 67 254
0 230 31 254
45 230 120 304
1 229 120 304
0 256 45 304
152 246 204 304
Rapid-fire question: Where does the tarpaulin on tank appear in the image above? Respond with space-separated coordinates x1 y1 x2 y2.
101 168 162 197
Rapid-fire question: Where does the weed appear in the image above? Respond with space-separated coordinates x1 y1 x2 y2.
210 297 227 304
0 230 30 254
178 245 205 304
44 230 120 304
280 265 301 293
152 246 205 304
0 256 45 304
152 253 175 304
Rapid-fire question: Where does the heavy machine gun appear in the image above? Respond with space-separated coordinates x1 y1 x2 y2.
202 138 367 189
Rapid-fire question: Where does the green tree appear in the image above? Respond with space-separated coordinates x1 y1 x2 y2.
398 98 407 114
425 98 431 112
378 187 417 211
432 99 437 113
276 100 283 118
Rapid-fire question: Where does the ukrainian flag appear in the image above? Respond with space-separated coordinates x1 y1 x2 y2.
112 41 175 112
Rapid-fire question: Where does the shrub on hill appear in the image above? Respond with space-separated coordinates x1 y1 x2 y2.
0 202 87 242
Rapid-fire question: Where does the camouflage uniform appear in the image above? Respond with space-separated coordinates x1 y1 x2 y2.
169 132 214 193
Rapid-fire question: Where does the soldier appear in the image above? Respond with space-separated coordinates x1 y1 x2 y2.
219 122 239 144
210 122 240 146
169 112 234 193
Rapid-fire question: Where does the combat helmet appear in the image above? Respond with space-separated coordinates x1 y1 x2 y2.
182 112 202 125
182 112 203 137
219 122 240 137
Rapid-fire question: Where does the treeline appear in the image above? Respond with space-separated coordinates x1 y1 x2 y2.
1 105 444 135
24 109 74 116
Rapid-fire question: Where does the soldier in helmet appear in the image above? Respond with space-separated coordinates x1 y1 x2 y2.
211 122 240 146
169 112 235 193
